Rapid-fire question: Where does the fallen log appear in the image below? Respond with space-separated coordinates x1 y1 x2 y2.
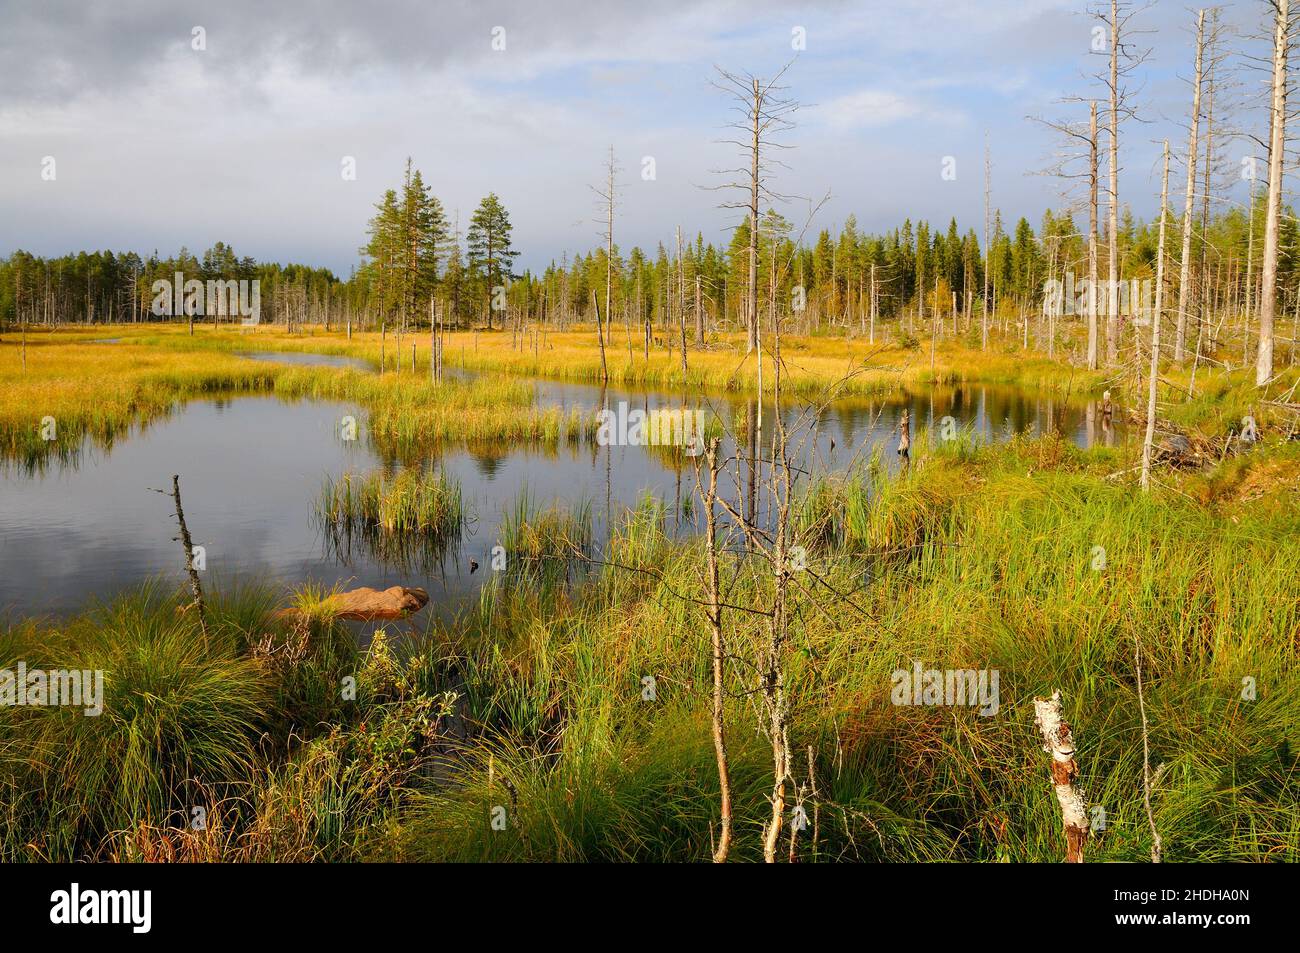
276 585 429 623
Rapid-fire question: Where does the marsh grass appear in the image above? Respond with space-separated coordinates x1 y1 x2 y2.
0 328 597 467
0 577 469 862
427 325 1102 399
0 336 280 468
636 408 724 469
2 433 1296 861
498 489 594 569
108 322 1096 397
317 465 464 538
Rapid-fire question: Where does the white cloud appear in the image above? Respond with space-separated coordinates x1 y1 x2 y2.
813 88 964 130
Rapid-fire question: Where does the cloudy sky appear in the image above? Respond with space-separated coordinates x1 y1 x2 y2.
0 0 1267 275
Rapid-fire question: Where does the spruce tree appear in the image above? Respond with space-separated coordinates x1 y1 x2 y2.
466 193 520 329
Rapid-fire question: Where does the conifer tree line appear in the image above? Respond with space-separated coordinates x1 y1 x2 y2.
5 195 1297 359
0 243 344 330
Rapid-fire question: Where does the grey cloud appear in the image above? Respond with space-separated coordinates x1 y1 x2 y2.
0 0 818 107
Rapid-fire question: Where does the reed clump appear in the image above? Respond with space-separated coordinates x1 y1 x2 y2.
317 466 464 539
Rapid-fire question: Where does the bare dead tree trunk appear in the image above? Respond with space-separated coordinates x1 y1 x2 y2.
1134 632 1163 862
677 226 688 376
1258 0 1289 387
711 64 797 359
984 134 991 352
1196 12 1221 360
1244 177 1257 366
605 148 617 371
1106 0 1121 365
761 264 793 865
589 147 618 383
747 80 760 355
162 474 207 640
1143 142 1171 492
1088 101 1100 369
1033 690 1089 863
639 275 649 361
1174 9 1206 365
695 273 704 347
592 289 608 383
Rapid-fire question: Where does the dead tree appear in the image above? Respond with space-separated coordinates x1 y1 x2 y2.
1174 9 1207 365
1088 103 1101 370
591 146 620 383
709 64 800 356
697 437 733 862
676 226 688 375
1257 0 1290 387
759 243 796 864
1093 0 1151 365
695 273 705 347
1193 7 1229 366
983 134 992 352
1030 100 1102 368
1143 141 1171 492
591 289 608 383
1134 629 1163 862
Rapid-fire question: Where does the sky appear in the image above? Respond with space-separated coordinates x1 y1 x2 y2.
0 0 1269 276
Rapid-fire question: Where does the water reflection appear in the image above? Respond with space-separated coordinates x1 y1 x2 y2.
236 350 375 371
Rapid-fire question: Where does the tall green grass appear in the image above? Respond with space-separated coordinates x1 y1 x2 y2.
498 489 594 569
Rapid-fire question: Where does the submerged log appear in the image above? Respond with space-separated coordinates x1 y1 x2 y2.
277 585 429 623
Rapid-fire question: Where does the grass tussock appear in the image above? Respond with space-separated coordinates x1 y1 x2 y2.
317 466 464 539
315 465 467 571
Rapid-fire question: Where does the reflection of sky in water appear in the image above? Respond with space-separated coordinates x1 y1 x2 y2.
0 355 1127 618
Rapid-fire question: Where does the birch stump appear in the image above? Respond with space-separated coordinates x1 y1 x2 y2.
1034 690 1089 863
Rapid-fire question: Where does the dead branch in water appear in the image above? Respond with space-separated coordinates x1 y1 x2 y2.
150 474 207 643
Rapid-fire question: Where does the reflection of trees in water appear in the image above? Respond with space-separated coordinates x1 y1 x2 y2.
471 450 506 480
317 512 463 578
725 384 1126 462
